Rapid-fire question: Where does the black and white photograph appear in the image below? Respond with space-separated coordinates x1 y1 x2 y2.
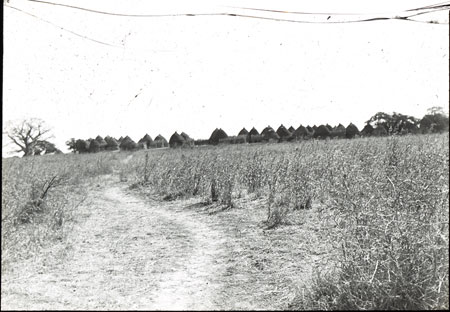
2 0 449 310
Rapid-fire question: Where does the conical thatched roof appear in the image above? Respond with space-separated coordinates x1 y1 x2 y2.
292 125 309 138
238 128 249 136
325 124 333 132
248 127 259 136
276 124 291 138
306 126 313 133
120 136 138 150
346 123 360 138
139 134 153 143
169 132 185 147
312 125 318 131
104 136 119 150
209 128 228 145
95 135 107 148
180 132 193 141
331 123 346 138
262 126 280 141
361 124 374 136
154 134 168 143
288 126 295 133
313 125 331 139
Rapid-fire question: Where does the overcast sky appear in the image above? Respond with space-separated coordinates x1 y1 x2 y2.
3 0 449 155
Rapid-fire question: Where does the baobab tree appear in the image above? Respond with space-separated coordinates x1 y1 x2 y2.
4 118 54 157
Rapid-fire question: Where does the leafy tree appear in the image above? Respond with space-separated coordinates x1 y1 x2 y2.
66 138 77 153
5 118 53 156
420 106 449 133
367 112 419 135
36 140 61 154
75 139 89 153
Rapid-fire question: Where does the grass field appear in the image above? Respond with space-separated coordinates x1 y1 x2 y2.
2 133 449 309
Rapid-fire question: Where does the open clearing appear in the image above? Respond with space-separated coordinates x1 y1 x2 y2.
1 175 323 310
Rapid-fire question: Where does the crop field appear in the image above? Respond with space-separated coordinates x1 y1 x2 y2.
2 133 449 310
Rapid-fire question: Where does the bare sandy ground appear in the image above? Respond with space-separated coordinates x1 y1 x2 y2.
1 178 229 310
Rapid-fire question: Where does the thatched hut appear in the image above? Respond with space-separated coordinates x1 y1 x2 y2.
104 136 119 150
261 126 280 142
361 124 374 136
120 136 138 151
312 125 318 131
238 128 249 136
345 123 360 138
248 127 259 136
95 135 107 150
169 132 185 148
288 126 295 133
306 126 314 133
180 132 194 146
290 125 310 140
325 124 333 132
88 138 100 153
152 135 169 148
276 124 291 141
138 134 153 149
330 123 346 139
313 125 331 139
209 128 228 145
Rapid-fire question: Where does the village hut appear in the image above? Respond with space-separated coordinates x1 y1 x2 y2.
291 125 310 140
95 135 108 150
138 134 153 149
238 128 249 136
330 123 346 139
152 135 169 148
104 136 119 150
118 136 124 144
209 128 228 145
248 127 259 136
120 136 138 151
247 127 261 143
276 124 291 141
288 126 296 133
325 124 333 132
306 125 314 133
261 126 280 142
313 125 331 139
169 132 186 148
361 124 374 136
312 125 318 131
180 132 194 146
345 123 360 138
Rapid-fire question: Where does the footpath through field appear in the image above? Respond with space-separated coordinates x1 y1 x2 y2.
2 175 323 310
1 176 232 310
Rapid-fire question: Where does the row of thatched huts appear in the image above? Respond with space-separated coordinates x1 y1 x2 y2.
71 123 387 153
202 123 384 146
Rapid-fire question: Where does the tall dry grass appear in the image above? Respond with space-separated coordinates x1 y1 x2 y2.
1 151 121 272
122 133 448 309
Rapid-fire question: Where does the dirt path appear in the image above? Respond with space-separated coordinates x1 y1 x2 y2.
1 178 228 310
